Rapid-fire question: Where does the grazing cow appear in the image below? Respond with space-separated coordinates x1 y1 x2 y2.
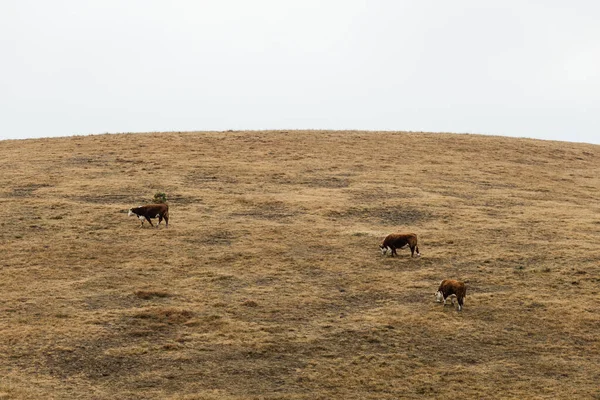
435 279 466 311
128 203 169 228
380 233 420 257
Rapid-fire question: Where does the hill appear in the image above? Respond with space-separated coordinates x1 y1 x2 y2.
0 130 598 399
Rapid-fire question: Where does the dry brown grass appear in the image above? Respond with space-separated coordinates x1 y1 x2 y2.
0 130 598 399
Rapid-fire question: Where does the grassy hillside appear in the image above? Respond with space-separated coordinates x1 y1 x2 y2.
0 130 598 399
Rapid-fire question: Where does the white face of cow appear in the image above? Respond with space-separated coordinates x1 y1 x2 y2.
128 209 134 217
380 245 388 255
435 291 444 303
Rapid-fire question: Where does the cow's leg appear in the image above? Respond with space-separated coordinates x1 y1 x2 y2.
391 246 396 257
410 246 415 257
457 296 464 311
157 215 163 228
145 216 154 227
164 214 169 228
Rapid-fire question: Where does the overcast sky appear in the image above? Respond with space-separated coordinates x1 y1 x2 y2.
1 1 599 144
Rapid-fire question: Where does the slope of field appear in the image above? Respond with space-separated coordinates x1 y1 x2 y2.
0 130 598 399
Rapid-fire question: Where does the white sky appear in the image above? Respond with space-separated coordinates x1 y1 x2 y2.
1 1 599 144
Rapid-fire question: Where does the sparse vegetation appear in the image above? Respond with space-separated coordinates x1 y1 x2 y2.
134 289 171 300
153 191 168 204
0 130 598 399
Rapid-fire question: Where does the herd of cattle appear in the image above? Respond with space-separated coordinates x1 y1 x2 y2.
378 232 466 311
128 203 467 311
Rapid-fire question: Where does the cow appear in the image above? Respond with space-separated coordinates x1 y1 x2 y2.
128 203 169 228
435 279 466 311
380 233 420 257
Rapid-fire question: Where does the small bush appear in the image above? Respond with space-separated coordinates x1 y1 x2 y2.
153 192 168 204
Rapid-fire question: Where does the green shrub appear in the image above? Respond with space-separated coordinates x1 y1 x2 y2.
153 192 168 204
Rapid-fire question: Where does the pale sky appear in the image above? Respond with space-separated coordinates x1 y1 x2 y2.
1 1 599 144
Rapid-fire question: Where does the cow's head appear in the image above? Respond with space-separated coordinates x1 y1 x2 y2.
435 290 444 303
380 244 388 255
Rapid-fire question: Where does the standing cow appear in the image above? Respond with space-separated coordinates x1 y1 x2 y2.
380 233 420 257
128 203 169 228
435 279 466 311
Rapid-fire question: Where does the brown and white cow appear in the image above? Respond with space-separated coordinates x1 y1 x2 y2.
128 204 169 228
380 233 420 257
435 279 466 311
